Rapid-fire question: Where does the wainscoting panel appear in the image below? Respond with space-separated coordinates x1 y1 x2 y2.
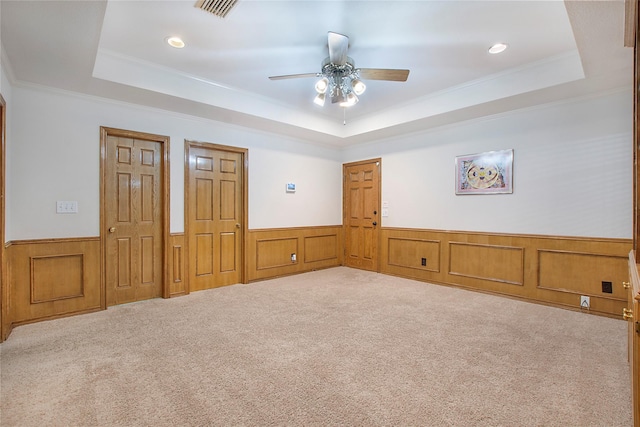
8 237 102 326
169 233 186 296
538 250 628 300
30 254 85 303
248 226 342 281
388 237 440 273
449 242 524 285
257 238 298 270
304 234 339 263
380 228 631 317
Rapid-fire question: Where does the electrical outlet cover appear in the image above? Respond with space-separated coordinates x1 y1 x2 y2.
580 295 590 309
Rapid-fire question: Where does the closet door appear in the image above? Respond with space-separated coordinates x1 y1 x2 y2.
186 141 245 291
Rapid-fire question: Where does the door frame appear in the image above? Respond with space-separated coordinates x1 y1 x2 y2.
342 157 382 272
0 95 7 341
184 140 248 292
100 127 171 308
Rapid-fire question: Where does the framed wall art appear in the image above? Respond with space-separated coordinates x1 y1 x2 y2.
455 149 513 195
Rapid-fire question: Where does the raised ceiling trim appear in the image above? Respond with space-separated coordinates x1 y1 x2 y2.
342 50 586 139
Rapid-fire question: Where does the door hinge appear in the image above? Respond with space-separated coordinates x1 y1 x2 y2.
636 321 640 334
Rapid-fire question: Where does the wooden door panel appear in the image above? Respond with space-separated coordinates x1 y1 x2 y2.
220 180 236 220
344 160 380 271
187 143 244 291
117 173 132 222
220 232 236 272
141 236 155 284
117 238 131 287
195 233 214 278
140 174 155 222
363 186 375 219
117 145 132 164
196 155 214 171
350 188 360 219
115 237 135 303
140 148 155 166
196 178 214 220
221 158 236 173
363 227 373 259
348 227 360 257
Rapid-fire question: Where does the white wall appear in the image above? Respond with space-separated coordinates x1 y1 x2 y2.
7 85 343 240
4 82 633 241
343 90 633 239
1 62 12 245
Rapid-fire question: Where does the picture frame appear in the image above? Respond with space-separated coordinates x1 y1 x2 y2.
455 149 513 195
286 182 296 193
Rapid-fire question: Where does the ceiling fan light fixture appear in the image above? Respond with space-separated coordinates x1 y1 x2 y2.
313 92 326 106
351 78 366 95
340 92 358 107
315 77 329 93
488 43 508 54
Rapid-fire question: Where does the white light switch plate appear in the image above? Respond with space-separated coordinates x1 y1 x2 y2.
56 201 78 214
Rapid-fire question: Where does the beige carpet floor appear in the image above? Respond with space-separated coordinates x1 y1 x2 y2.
0 267 632 426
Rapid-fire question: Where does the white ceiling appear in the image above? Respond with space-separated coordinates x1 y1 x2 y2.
0 0 633 147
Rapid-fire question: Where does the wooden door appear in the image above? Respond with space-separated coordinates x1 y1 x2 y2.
186 142 245 291
627 251 640 427
103 130 167 306
632 292 640 427
343 159 380 271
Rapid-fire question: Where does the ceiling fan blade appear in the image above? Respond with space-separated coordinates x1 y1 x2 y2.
328 32 349 66
268 73 318 80
358 68 410 82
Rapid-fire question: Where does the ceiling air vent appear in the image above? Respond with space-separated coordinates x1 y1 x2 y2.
195 0 238 18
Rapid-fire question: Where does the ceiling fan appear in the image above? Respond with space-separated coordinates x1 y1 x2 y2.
269 32 410 107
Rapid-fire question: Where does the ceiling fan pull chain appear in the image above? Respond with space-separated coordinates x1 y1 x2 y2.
343 108 347 126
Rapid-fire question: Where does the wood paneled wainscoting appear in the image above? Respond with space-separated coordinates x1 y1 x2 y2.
248 226 343 282
169 233 186 296
6 237 102 329
381 228 631 318
2 234 187 340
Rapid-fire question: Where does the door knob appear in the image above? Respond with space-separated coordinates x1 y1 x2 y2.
235 223 241 228
623 308 633 321
372 221 377 226
108 227 116 233
623 281 631 289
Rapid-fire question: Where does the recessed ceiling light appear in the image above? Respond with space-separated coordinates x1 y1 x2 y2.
488 43 508 54
166 36 185 49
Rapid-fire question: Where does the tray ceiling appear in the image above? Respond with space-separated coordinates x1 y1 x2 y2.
0 1 632 146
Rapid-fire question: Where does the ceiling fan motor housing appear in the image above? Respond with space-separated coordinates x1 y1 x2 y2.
320 57 362 102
